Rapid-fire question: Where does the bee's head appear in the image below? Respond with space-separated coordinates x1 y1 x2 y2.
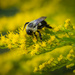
26 30 33 35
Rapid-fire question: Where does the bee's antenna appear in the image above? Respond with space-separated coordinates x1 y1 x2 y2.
23 22 29 30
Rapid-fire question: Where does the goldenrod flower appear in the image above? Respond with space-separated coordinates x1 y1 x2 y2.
19 30 26 37
34 67 38 72
50 35 55 41
0 35 6 44
69 49 74 54
7 43 12 49
41 42 46 47
65 19 70 24
5 38 10 44
48 58 54 64
20 44 26 49
54 27 59 32
48 39 51 44
73 70 75 73
66 65 70 68
67 53 71 59
58 55 63 61
32 37 37 43
0 15 75 75
66 63 74 69
35 44 39 50
65 33 69 38
47 60 51 64
66 53 74 61
7 32 13 39
31 50 37 56
64 24 68 28
68 32 74 36
73 26 75 29
39 64 45 70
19 39 26 44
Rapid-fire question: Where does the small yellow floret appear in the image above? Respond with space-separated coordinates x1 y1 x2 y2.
33 37 37 43
34 67 38 72
35 44 39 50
66 63 74 69
64 24 68 28
39 64 44 70
73 26 75 29
41 42 46 47
48 58 54 64
20 44 25 49
58 55 63 61
1 35 6 43
67 53 71 59
8 43 12 49
66 53 73 61
54 27 59 32
50 35 55 41
73 70 75 73
69 49 74 54
65 19 70 23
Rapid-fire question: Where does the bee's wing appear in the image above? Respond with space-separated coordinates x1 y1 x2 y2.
35 17 47 25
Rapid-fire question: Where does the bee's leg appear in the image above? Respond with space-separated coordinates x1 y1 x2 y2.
34 32 37 39
37 31 42 42
23 22 29 30
45 24 53 29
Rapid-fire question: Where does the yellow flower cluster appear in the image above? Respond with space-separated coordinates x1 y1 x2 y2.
30 44 40 55
7 43 12 49
41 42 46 47
73 26 75 29
33 45 75 72
39 63 45 70
47 58 54 64
48 35 56 44
32 37 37 43
69 49 74 54
68 32 74 36
34 58 54 72
64 19 73 29
73 70 75 73
64 24 68 28
57 55 63 61
65 19 70 24
54 27 60 32
34 67 38 72
0 35 6 44
0 18 75 75
50 35 55 41
66 49 75 61
66 63 74 69
0 0 75 74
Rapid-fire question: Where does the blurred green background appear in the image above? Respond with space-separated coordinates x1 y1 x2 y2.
0 0 75 75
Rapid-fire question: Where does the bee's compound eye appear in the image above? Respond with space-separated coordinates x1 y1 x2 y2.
27 30 33 35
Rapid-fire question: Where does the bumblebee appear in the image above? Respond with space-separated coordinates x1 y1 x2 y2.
23 16 53 41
